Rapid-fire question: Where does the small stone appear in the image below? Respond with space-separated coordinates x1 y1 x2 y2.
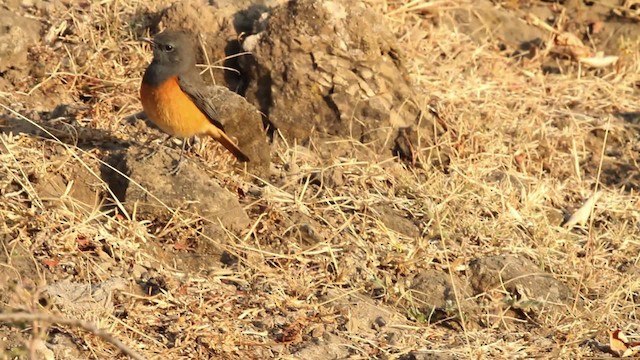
220 251 238 266
131 264 147 279
372 316 386 330
310 324 324 338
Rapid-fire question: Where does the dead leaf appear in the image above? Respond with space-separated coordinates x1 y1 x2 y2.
507 204 524 223
563 191 601 229
42 259 60 268
76 235 94 251
514 153 526 169
450 257 466 272
622 346 640 357
589 21 604 35
173 242 190 251
609 329 640 357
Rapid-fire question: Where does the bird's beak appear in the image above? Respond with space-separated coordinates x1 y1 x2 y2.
140 37 154 44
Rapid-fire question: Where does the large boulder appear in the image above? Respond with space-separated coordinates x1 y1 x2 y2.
241 0 443 159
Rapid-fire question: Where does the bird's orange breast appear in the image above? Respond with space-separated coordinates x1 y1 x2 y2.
140 76 211 138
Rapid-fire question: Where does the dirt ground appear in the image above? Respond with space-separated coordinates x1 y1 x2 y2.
1 0 639 359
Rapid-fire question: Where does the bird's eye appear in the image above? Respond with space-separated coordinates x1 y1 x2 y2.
164 44 174 52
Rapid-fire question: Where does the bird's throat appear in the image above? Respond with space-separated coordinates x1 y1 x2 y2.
142 62 177 87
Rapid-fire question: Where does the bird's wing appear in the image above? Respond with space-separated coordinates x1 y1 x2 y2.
177 73 250 162
177 73 226 130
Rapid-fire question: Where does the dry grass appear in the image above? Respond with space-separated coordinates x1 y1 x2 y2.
1 0 640 359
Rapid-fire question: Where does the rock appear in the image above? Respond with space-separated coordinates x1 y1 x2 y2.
0 9 41 72
34 156 103 210
32 339 55 360
156 0 219 38
103 146 251 242
48 332 85 360
300 288 408 358
400 353 456 360
202 85 271 177
158 0 284 35
468 255 575 323
241 0 443 160
44 278 128 321
371 204 420 238
130 263 147 279
156 0 233 88
291 333 350 360
406 269 474 328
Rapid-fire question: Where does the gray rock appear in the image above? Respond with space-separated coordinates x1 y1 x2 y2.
0 9 41 72
104 146 251 245
407 269 474 328
468 255 573 304
241 0 445 161
468 255 575 321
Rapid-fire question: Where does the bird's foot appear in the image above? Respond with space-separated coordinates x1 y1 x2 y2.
137 147 158 162
169 157 185 175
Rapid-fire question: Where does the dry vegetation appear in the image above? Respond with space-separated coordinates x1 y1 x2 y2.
1 0 639 359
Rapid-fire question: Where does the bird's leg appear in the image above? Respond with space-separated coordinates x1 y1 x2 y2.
169 139 187 175
192 135 202 153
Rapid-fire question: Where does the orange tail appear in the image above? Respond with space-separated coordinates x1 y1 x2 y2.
205 127 250 162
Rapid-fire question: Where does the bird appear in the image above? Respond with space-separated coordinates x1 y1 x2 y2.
139 30 250 174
